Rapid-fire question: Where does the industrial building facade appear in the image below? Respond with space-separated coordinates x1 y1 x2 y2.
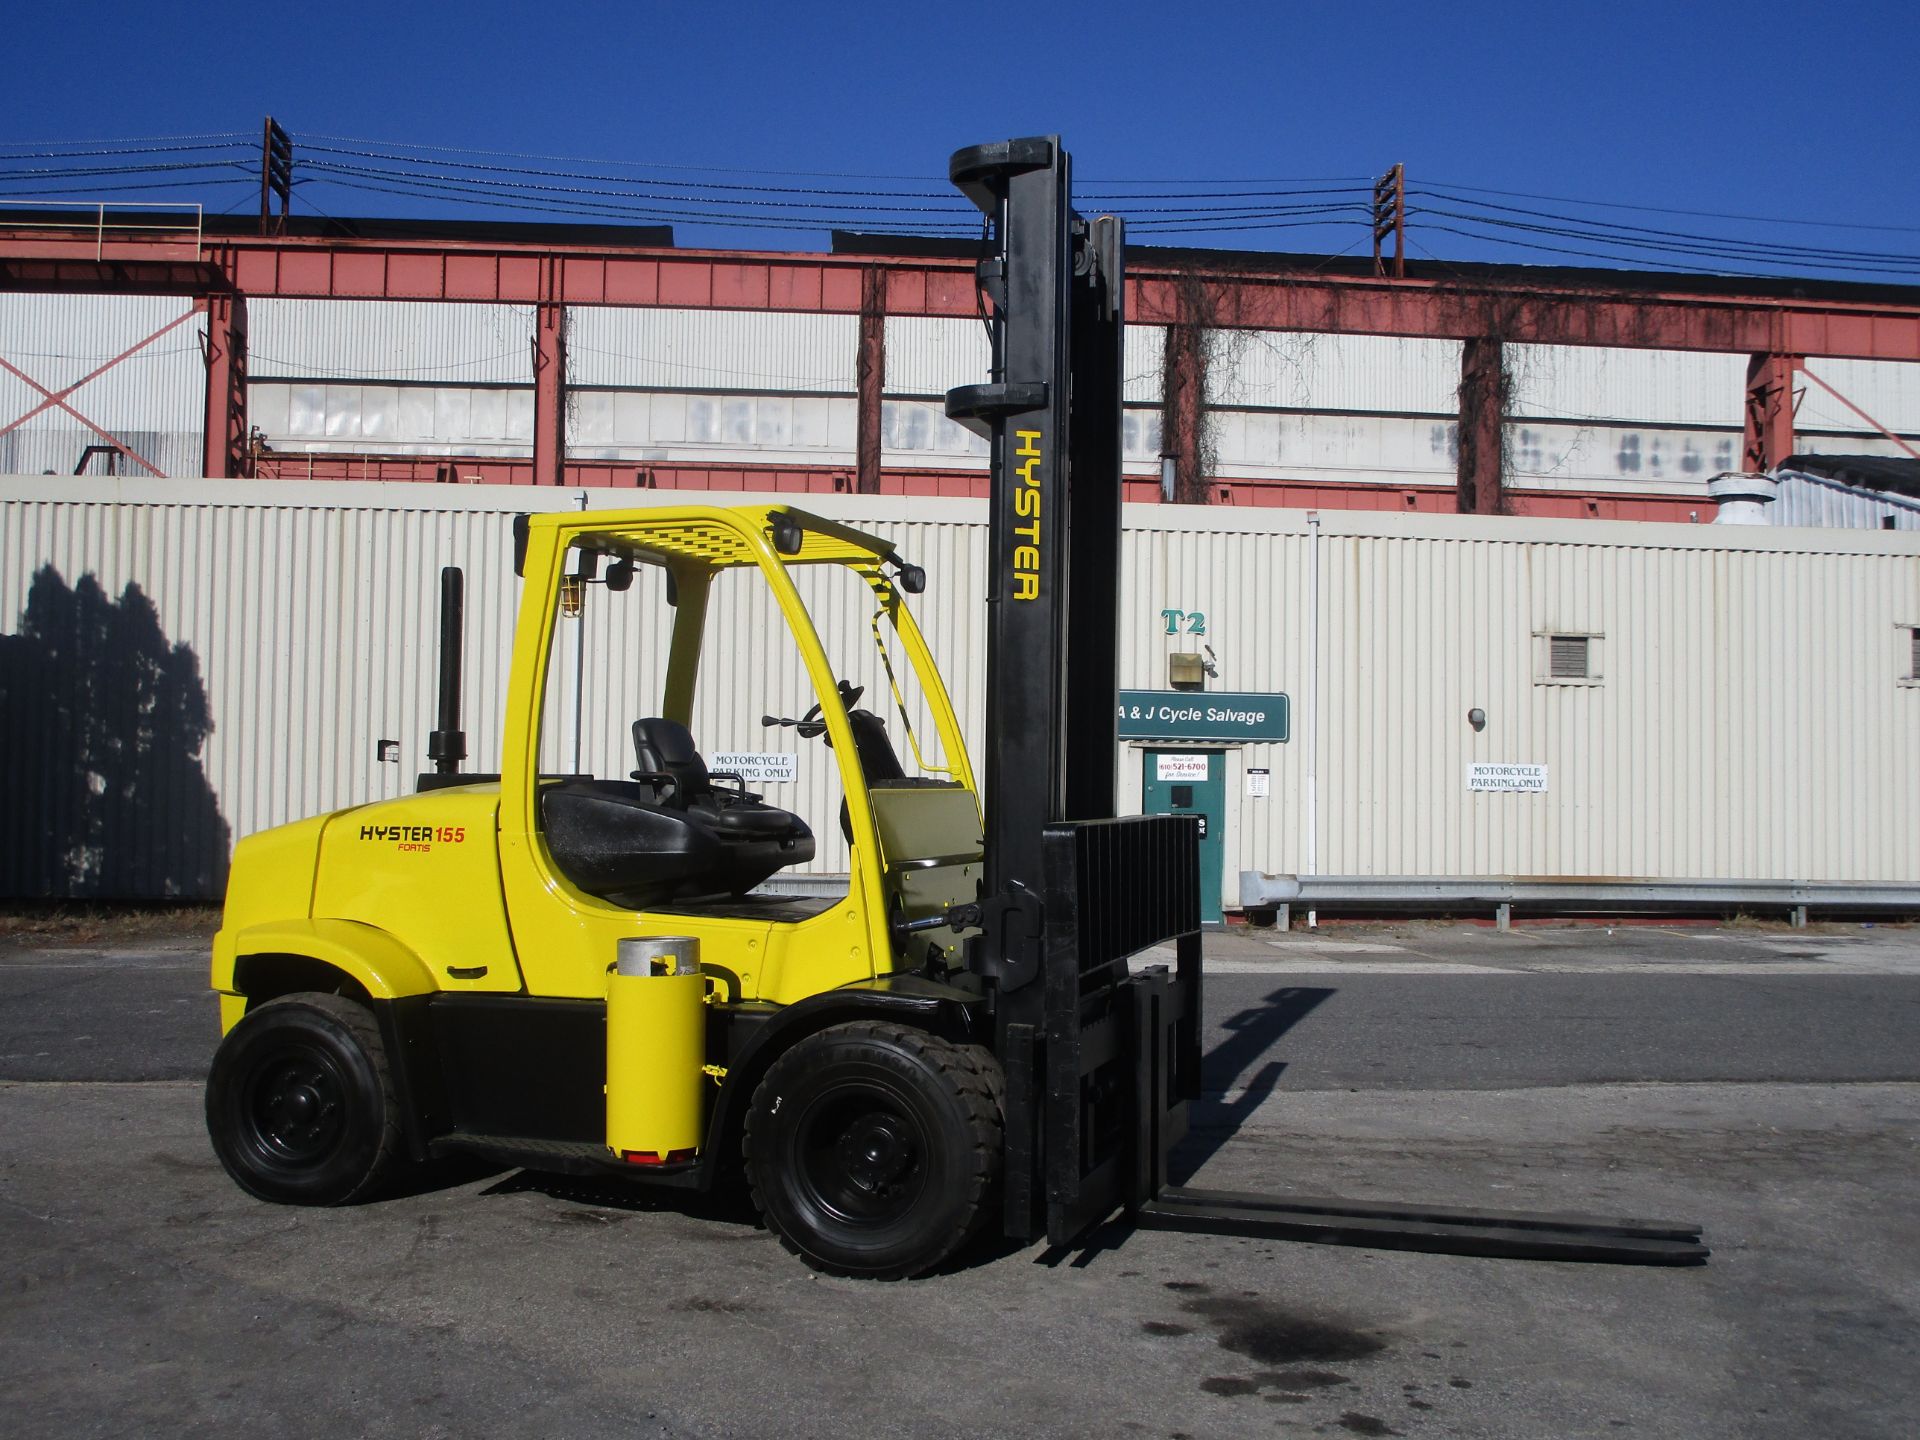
3 214 1919 521
4 215 1919 907
5 477 1917 913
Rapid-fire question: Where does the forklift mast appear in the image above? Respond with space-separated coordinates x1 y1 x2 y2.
948 136 1126 881
947 137 1203 1246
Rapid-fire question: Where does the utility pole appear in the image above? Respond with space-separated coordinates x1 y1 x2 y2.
259 118 292 237
1372 163 1405 280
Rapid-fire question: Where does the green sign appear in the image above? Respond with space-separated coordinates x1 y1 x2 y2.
1117 690 1290 742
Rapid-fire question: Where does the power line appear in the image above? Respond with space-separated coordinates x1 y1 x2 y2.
298 157 976 218
4 126 1918 284
0 131 252 151
1421 176 1920 237
1414 188 1920 267
1411 206 1920 277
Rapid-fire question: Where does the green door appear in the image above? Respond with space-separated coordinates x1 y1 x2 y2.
1141 749 1225 926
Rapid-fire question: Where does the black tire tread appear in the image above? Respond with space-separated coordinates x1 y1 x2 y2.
207 991 405 1206
742 1019 1003 1280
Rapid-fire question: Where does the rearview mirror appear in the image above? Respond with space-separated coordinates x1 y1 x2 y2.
605 559 635 592
512 514 530 576
769 514 804 556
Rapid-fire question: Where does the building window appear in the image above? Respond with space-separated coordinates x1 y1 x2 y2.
1536 631 1602 685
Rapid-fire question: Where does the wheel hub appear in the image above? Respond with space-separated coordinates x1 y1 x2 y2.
252 1059 341 1159
837 1114 916 1195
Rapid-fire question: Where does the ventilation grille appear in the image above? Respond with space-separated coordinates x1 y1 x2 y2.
1910 627 1919 680
1549 634 1591 680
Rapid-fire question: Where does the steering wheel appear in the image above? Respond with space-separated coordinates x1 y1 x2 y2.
762 680 864 741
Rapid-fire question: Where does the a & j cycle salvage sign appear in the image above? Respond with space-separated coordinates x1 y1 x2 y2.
1118 690 1290 743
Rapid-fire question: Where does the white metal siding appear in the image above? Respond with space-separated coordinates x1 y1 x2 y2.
1772 472 1920 531
568 391 857 465
1209 330 1461 414
1123 325 1165 406
4 479 1917 898
1505 421 1732 493
568 307 856 393
0 294 203 478
884 316 988 398
884 317 1165 406
1507 345 1748 428
1795 358 1920 436
250 382 534 455
248 300 535 384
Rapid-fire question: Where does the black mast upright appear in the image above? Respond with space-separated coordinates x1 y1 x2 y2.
947 135 1125 985
947 136 1130 1236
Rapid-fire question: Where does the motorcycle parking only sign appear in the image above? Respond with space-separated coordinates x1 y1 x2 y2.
1467 763 1548 792
712 752 798 783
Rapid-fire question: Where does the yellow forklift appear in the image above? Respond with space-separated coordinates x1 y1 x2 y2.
205 137 1705 1276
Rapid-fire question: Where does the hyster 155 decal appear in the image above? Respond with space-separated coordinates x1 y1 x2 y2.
359 823 467 854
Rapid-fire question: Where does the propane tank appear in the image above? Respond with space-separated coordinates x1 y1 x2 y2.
605 936 706 1165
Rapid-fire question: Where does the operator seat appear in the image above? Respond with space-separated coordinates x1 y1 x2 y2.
535 720 813 912
631 718 808 842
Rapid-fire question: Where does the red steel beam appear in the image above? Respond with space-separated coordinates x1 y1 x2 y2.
1457 337 1509 514
4 229 1919 361
1161 315 1208 504
201 292 248 479
856 266 885 495
1124 271 1920 364
1742 352 1799 472
532 280 566 486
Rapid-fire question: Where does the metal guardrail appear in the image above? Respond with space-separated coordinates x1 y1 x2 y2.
0 200 204 260
1240 872 1920 930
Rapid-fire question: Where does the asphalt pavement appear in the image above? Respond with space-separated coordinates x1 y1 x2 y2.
2 921 1917 1439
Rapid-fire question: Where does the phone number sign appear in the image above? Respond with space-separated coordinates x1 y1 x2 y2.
1118 690 1289 742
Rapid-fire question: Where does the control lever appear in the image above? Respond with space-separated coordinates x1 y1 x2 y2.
894 901 984 938
763 699 828 739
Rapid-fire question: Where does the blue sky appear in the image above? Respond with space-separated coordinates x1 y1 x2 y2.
4 0 1917 281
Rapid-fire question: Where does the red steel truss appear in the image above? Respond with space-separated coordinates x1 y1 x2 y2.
4 221 1917 502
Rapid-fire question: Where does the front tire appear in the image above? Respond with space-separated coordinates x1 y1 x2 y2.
205 992 404 1206
743 1021 1002 1279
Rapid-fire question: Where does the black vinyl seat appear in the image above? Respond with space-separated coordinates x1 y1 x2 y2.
630 714 812 863
536 721 814 911
632 718 802 842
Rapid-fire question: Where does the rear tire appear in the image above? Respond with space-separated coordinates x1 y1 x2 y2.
743 1021 1002 1279
205 992 405 1206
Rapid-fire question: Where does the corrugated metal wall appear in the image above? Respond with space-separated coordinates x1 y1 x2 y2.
1772 472 1920 531
885 315 1166 406
0 295 204 478
248 300 536 384
1796 358 1920 436
1507 345 1747 428
8 293 1915 498
1211 330 1461 414
570 307 856 392
5 477 1917 899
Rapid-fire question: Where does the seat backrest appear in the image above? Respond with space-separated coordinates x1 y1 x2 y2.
632 717 710 800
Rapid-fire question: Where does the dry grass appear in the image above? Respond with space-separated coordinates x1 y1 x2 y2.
0 903 222 948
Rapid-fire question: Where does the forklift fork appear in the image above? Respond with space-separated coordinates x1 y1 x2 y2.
1033 813 1707 1266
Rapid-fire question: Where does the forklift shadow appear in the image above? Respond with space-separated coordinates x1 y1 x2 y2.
1169 984 1335 1186
478 1168 764 1233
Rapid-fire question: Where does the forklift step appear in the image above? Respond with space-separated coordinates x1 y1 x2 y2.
1136 1186 1709 1265
432 1133 696 1180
